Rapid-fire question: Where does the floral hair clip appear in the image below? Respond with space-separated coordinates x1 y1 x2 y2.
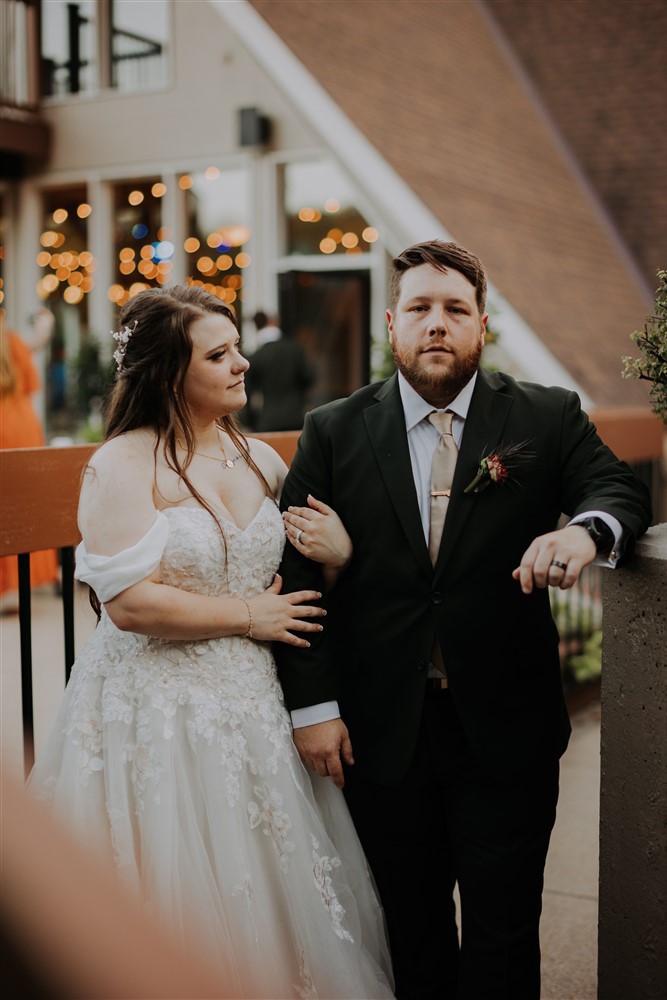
111 319 138 371
464 440 535 495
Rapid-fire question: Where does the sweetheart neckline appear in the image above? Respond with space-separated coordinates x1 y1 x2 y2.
158 495 277 535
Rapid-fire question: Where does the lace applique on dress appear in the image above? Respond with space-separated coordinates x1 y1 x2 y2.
28 498 394 999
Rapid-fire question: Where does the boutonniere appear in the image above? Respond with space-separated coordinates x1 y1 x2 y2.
464 440 535 494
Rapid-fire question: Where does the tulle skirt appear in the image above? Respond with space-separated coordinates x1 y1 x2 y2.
29 623 394 999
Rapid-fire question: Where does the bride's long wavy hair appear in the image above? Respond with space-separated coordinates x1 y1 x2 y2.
89 284 270 617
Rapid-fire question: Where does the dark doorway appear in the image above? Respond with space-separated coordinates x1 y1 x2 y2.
278 269 370 408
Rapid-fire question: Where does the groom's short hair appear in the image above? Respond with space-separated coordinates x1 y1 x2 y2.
389 240 487 315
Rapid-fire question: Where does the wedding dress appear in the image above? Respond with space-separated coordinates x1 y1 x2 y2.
29 497 394 999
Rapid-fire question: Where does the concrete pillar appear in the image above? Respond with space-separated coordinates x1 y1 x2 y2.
599 524 667 999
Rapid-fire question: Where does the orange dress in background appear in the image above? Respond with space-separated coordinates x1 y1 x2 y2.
0 332 59 597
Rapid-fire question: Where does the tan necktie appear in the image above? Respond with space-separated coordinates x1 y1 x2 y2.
428 411 458 564
428 411 457 685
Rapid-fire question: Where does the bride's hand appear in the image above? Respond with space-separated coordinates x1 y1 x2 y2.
247 574 325 647
283 495 353 571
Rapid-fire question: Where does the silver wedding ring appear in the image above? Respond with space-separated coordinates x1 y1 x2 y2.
296 529 304 544
550 559 567 570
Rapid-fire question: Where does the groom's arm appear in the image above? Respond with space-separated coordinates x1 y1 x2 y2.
276 410 359 787
558 390 652 539
275 411 341 711
514 389 652 593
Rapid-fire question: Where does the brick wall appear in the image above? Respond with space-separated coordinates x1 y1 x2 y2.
487 0 667 290
250 0 653 406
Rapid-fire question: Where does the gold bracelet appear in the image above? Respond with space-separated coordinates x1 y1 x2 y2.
240 598 253 639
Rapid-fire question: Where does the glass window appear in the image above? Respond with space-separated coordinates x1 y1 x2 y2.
41 0 97 96
180 167 252 321
109 178 167 308
37 187 92 313
110 0 168 93
40 0 168 97
36 186 103 436
282 160 378 257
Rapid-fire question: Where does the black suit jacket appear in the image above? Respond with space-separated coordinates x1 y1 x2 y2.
275 370 652 785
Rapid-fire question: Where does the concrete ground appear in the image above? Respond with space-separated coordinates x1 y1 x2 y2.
1 586 599 999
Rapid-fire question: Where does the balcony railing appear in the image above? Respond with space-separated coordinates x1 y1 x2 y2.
0 0 40 110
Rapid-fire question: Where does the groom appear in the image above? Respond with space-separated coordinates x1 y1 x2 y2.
275 240 651 999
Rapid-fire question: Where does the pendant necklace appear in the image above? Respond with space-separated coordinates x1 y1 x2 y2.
195 434 242 470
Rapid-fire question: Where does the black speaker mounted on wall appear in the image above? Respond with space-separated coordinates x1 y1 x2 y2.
238 107 271 148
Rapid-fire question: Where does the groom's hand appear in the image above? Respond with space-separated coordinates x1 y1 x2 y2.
513 524 597 594
293 719 354 789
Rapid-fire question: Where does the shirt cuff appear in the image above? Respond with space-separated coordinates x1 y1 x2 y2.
568 510 624 568
291 701 341 729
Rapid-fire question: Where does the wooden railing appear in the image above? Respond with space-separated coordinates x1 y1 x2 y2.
0 433 300 775
2 412 663 775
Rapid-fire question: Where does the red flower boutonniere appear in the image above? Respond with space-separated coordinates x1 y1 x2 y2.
464 441 535 495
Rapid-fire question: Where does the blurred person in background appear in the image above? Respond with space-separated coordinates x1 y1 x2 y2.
0 309 58 613
245 310 315 431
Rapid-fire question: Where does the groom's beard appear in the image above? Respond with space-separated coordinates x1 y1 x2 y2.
390 338 483 409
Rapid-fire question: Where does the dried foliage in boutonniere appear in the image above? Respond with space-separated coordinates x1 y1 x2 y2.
464 440 536 494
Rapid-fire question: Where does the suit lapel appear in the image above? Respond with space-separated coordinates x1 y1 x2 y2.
434 370 514 578
363 375 433 578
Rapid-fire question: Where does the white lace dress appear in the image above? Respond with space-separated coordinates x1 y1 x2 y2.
29 498 394 999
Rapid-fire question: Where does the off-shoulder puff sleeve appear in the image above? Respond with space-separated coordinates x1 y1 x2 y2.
75 512 170 603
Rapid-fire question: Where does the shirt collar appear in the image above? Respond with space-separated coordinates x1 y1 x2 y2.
256 325 282 346
397 369 478 432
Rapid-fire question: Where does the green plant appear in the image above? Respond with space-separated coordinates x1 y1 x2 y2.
73 337 115 417
78 421 105 443
567 630 602 686
622 269 667 421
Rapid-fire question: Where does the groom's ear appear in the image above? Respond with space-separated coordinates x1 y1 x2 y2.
386 310 394 341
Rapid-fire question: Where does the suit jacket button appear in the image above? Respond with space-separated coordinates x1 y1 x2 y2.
432 592 443 605
417 659 427 672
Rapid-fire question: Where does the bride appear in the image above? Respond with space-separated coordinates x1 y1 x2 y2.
28 285 394 999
